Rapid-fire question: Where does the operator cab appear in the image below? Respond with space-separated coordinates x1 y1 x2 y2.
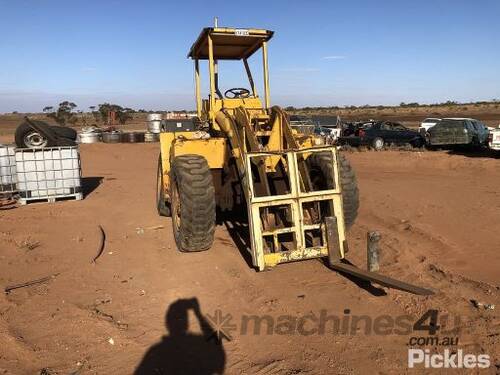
188 26 274 121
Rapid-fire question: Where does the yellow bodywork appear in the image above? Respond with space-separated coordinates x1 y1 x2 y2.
159 132 227 193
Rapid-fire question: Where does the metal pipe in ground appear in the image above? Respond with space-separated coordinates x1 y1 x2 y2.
367 231 381 272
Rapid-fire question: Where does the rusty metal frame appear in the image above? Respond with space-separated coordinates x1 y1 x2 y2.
245 146 346 270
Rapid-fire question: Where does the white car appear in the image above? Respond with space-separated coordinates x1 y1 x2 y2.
488 126 500 151
419 118 441 132
317 126 342 143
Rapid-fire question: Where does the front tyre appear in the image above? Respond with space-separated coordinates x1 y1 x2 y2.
307 152 359 229
170 155 216 252
410 138 424 148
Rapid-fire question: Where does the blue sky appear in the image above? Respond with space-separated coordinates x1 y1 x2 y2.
0 0 499 112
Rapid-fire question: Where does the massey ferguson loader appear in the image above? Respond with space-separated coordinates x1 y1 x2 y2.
156 23 433 295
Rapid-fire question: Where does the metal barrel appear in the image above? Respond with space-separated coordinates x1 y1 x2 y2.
135 132 145 143
148 120 162 133
122 132 133 143
122 132 144 143
147 113 162 133
144 132 160 142
147 113 162 121
78 132 101 144
120 132 129 143
102 131 122 143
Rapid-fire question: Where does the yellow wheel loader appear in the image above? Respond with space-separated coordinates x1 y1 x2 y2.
156 23 433 295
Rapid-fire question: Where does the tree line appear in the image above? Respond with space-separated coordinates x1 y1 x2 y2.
285 99 500 112
40 102 196 126
42 101 138 126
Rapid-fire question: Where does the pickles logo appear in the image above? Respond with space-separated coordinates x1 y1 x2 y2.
408 349 490 369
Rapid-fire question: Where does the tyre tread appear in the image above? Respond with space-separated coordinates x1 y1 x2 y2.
171 155 215 252
307 152 359 229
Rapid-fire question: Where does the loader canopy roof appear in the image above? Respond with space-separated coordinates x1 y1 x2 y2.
188 27 274 60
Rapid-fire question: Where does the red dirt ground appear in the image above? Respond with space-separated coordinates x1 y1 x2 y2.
0 139 499 374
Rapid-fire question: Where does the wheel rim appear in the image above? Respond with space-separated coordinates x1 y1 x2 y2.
171 178 181 233
24 131 48 148
375 139 383 149
157 162 163 207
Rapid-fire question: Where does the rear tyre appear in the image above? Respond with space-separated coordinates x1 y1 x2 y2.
410 138 424 148
170 155 215 252
425 143 437 151
157 155 171 216
15 121 55 149
470 137 482 151
307 152 359 229
372 137 384 151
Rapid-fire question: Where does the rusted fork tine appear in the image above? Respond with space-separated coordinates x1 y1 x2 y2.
325 216 434 296
329 262 434 296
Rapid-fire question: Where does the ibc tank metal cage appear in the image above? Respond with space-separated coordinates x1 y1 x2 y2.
15 146 82 204
0 144 17 195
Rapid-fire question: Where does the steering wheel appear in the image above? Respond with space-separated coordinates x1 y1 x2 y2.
224 88 251 99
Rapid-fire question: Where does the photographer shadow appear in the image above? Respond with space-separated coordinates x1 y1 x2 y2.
134 298 225 375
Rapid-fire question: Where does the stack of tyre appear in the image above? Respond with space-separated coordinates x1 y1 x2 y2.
15 120 77 148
